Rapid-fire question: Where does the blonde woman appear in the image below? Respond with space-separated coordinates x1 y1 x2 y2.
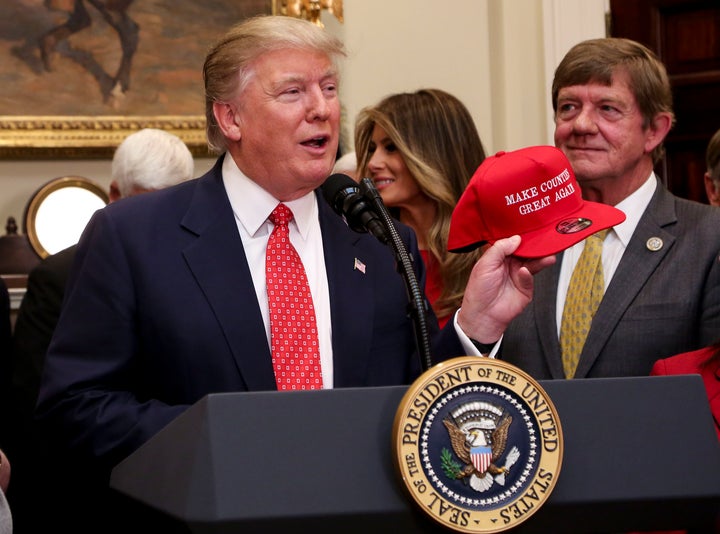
354 89 486 326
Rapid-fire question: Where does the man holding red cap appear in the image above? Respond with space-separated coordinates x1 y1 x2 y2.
456 38 720 380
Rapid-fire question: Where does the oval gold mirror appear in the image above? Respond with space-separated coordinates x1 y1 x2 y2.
24 176 109 259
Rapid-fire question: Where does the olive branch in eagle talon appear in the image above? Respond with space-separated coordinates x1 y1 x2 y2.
440 447 464 479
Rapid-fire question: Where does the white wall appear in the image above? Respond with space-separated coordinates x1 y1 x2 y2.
0 0 606 232
332 0 493 155
488 0 548 151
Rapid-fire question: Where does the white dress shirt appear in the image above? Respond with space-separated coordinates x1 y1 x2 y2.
221 156 334 387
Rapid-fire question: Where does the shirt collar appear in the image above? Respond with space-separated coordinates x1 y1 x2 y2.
222 155 318 239
611 172 657 246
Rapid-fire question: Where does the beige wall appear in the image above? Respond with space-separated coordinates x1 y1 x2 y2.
0 0 606 230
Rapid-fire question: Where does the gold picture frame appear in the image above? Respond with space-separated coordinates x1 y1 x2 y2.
24 175 109 258
0 0 271 160
0 115 209 159
271 0 344 27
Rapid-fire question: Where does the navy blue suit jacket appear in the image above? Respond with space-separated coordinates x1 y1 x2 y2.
36 156 464 474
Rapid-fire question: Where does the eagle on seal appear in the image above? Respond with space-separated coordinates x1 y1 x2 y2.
443 412 516 490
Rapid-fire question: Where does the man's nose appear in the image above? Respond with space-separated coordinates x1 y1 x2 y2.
572 107 599 133
307 88 331 121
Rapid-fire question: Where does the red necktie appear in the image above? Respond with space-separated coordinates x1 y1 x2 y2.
266 203 323 390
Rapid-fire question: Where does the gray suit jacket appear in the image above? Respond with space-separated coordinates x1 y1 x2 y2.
501 184 720 379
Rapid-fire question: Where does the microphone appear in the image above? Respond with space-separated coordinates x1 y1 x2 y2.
321 173 390 244
322 173 434 370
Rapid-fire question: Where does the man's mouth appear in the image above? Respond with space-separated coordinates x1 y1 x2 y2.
302 136 329 148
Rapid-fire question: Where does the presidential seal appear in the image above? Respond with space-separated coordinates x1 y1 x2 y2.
392 357 563 533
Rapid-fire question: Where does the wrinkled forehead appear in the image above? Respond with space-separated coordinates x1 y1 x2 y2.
557 68 635 102
239 47 338 94
567 64 632 91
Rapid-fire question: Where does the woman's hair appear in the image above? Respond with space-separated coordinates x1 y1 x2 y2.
354 89 486 319
203 15 346 154
551 37 674 164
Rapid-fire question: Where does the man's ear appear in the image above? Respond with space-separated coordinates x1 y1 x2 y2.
213 102 242 142
644 112 673 154
704 172 720 207
108 180 121 203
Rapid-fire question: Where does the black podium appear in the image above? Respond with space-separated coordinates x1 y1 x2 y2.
110 375 720 533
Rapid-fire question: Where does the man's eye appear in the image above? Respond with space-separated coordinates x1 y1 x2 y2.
556 103 578 119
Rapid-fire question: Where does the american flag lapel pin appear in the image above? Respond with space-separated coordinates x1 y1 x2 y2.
353 257 366 274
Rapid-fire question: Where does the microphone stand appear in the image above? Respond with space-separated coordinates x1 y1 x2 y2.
360 178 434 372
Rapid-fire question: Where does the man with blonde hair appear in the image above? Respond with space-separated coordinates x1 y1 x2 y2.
33 15 553 531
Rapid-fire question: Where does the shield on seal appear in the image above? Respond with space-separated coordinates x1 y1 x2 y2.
470 445 492 473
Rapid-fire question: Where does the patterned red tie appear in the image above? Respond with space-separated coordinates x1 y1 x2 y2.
266 203 323 390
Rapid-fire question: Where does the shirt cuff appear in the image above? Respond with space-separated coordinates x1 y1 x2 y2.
452 309 502 358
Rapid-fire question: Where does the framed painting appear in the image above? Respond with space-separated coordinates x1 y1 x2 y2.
0 0 271 159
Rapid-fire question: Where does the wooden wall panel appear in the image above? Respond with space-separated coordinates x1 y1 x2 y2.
610 0 720 203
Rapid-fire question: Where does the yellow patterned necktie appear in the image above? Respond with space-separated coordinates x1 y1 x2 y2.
560 229 609 378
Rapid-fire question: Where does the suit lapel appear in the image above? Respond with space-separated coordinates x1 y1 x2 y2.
175 171 386 390
533 260 567 378
180 160 277 390
574 186 677 378
317 194 375 387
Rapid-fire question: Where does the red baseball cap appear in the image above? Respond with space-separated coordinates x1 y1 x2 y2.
448 146 626 258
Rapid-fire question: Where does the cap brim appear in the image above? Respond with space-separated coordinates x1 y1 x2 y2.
494 201 626 258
